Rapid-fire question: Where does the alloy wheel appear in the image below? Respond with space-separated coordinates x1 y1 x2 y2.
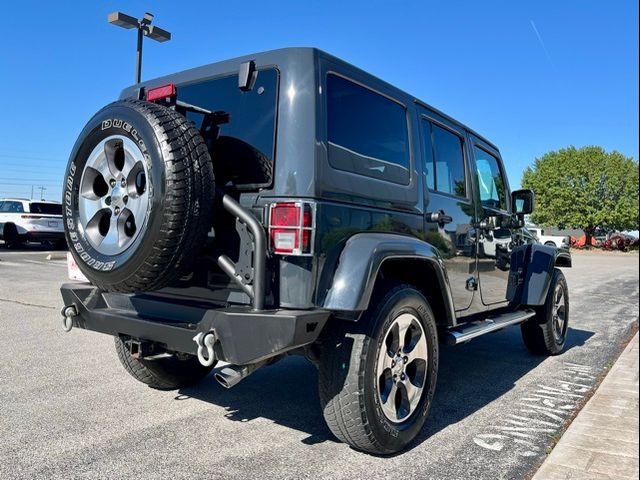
376 313 428 423
552 283 567 343
78 135 149 256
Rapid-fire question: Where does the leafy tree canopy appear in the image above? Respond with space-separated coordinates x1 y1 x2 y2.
521 146 639 238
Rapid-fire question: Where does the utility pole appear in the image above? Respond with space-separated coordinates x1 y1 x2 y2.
31 185 34 200
38 186 46 201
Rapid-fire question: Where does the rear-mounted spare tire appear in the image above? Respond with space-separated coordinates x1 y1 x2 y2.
63 99 214 292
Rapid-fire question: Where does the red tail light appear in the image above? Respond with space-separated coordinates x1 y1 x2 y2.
269 202 315 255
147 83 176 102
21 215 43 219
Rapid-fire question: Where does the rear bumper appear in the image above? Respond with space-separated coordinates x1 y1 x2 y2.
60 283 329 365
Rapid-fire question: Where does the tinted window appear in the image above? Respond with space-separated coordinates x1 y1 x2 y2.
29 203 62 215
474 146 507 210
327 74 410 184
178 68 278 187
422 121 466 197
0 201 24 213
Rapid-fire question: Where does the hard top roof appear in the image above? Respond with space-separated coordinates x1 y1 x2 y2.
123 47 498 152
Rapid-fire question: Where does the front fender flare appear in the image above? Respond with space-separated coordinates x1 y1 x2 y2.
320 233 455 318
520 244 572 306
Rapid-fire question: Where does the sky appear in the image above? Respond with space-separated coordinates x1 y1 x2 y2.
0 0 637 201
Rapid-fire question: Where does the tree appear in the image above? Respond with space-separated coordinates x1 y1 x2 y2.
521 146 639 246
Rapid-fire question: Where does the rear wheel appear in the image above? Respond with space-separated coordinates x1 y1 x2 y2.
521 269 569 355
318 285 438 454
114 337 215 390
544 241 556 247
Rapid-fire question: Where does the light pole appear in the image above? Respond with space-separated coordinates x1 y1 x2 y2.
107 12 171 84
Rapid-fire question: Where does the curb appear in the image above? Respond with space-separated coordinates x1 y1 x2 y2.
533 332 639 479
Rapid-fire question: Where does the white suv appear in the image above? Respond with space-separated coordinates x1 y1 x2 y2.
0 199 65 248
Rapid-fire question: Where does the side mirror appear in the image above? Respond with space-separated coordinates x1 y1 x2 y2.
512 189 535 216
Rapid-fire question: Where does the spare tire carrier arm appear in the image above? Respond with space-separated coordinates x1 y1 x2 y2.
215 189 268 311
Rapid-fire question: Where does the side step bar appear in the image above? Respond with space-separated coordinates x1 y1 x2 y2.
446 309 536 345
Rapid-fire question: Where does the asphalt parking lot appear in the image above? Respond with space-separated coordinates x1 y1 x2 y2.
0 245 638 480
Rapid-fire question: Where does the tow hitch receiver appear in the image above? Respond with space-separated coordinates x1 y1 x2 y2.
126 339 165 359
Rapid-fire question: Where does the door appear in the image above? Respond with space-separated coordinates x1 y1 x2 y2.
419 111 476 312
471 140 514 305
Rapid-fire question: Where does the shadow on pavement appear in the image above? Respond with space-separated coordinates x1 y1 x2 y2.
0 240 67 251
179 325 595 451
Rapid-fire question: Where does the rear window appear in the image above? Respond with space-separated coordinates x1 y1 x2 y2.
29 203 62 215
327 74 410 184
178 68 279 188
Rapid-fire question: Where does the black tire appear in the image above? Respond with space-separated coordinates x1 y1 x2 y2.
63 99 214 292
2 224 23 248
318 284 439 454
211 136 272 188
544 241 556 247
114 337 215 390
54 239 68 250
521 268 569 355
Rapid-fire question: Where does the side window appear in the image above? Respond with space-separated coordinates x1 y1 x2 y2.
474 146 507 210
327 74 410 184
0 201 24 213
421 119 466 197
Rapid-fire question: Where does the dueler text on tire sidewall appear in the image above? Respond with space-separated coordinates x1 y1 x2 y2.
365 289 439 452
63 103 164 282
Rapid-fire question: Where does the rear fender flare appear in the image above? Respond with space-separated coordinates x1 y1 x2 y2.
320 233 456 324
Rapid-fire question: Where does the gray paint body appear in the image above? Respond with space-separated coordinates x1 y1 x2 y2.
119 48 569 325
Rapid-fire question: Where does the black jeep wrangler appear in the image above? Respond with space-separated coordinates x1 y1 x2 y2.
61 48 571 454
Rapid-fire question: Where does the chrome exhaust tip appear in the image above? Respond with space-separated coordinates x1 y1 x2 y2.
214 361 267 389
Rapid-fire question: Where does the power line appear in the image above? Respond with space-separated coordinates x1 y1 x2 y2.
0 153 66 162
0 182 62 187
0 165 65 171
1 177 64 182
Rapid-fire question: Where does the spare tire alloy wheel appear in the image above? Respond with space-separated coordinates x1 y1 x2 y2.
64 100 214 292
78 136 149 256
376 313 428 423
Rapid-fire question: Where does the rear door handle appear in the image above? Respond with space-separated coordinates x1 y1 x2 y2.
427 210 453 225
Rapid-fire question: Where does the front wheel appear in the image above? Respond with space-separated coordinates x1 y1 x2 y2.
2 224 24 248
318 285 439 454
521 268 569 355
